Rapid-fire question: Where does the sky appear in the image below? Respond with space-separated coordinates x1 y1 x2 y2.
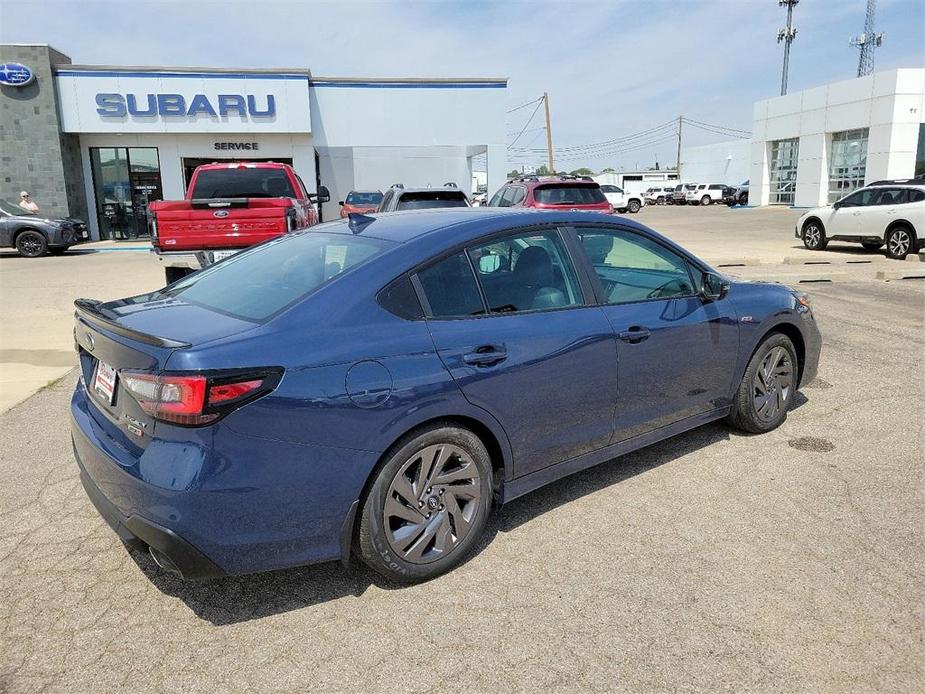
1 0 923 173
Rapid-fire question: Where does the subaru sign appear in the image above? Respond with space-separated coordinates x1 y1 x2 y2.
95 93 276 118
0 63 35 87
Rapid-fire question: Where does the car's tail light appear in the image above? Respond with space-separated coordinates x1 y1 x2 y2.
121 368 283 426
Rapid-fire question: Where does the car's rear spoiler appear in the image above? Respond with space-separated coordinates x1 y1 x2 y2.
74 298 190 349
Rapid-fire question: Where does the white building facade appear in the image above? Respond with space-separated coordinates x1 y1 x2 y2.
6 45 508 239
749 69 925 207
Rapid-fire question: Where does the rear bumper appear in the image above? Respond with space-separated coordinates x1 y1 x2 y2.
77 465 225 580
151 248 244 270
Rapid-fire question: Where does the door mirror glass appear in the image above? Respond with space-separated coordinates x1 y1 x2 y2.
315 185 331 204
337 200 344 206
701 272 729 301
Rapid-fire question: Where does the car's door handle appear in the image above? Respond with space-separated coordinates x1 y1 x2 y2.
462 345 508 366
852 211 861 216
618 326 651 343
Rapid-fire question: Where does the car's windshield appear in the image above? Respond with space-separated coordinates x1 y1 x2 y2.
395 191 469 211
159 232 392 321
0 198 34 215
346 192 383 206
190 167 296 199
533 184 607 205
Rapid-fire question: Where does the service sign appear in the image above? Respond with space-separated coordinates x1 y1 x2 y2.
0 63 35 87
55 70 311 134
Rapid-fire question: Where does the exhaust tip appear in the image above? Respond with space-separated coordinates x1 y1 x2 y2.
148 546 182 577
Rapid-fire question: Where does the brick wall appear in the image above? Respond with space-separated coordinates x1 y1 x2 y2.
0 44 87 220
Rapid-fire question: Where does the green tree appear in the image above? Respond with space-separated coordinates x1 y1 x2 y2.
507 169 521 178
569 168 594 176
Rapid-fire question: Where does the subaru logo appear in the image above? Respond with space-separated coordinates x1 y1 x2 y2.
213 210 229 218
86 333 95 351
0 63 35 87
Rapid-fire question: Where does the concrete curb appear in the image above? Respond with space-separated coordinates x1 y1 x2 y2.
875 271 925 281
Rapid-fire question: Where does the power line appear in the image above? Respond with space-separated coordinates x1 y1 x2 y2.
507 99 545 148
510 120 677 154
506 96 544 114
681 117 751 135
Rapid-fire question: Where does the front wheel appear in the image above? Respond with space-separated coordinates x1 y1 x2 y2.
885 226 915 260
802 221 828 251
15 230 48 258
357 425 493 583
627 199 641 213
727 333 798 434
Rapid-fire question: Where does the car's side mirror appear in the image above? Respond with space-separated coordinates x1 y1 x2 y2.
315 185 331 204
833 201 842 210
337 200 344 206
701 272 730 301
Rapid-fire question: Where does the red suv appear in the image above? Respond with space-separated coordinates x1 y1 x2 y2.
486 175 612 213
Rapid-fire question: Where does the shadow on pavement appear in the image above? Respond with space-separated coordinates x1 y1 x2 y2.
135 418 790 625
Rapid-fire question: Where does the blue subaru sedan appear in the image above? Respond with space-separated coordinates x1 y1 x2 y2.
71 209 820 582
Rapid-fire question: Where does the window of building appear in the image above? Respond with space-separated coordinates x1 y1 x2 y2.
89 147 163 240
828 129 869 204
915 123 925 178
575 228 696 304
769 138 799 205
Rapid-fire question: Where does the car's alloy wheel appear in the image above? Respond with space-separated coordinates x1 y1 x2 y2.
752 346 793 424
739 193 748 205
885 226 913 260
357 425 492 582
15 230 47 258
802 222 827 250
628 200 641 213
701 195 711 206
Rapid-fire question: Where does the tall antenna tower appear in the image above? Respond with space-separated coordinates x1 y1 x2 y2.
777 0 799 96
850 0 884 77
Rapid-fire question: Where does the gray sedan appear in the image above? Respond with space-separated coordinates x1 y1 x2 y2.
0 198 89 257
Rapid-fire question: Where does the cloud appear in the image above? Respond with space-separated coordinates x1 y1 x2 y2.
1 0 922 171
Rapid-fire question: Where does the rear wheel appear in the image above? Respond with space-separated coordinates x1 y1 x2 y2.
627 199 641 213
656 196 665 205
701 195 712 206
802 220 827 251
164 267 191 284
738 192 748 205
15 230 47 258
727 333 798 434
885 225 914 260
357 424 493 583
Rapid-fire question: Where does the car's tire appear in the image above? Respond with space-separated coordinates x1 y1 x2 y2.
627 199 641 213
357 424 493 583
164 267 190 284
666 197 674 205
617 207 627 214
15 230 48 258
738 192 748 205
727 333 798 434
802 220 828 251
701 195 712 206
657 196 665 205
861 240 884 251
885 225 915 260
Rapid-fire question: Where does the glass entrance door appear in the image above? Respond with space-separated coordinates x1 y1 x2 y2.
90 147 162 239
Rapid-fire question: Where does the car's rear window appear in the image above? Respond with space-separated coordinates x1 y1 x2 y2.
160 232 391 321
346 191 383 205
533 184 607 205
395 191 469 210
190 167 296 199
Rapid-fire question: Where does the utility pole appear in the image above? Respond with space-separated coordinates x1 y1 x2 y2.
676 115 683 179
778 0 799 96
543 92 555 174
851 0 884 77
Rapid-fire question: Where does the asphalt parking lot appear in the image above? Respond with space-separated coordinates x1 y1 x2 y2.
1 206 924 692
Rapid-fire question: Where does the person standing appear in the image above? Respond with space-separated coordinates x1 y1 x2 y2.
18 191 39 213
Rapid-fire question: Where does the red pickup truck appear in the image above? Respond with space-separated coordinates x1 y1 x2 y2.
150 162 329 283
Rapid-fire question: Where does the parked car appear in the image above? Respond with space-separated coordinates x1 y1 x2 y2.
733 180 749 206
0 197 89 257
600 184 644 214
377 184 470 212
487 175 611 213
471 192 488 207
797 178 925 260
71 208 820 583
722 185 739 206
149 162 328 284
685 183 727 206
671 184 698 205
644 187 671 205
339 190 383 218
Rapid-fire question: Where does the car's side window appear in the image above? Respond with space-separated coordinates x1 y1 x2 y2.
467 230 581 313
575 227 696 304
487 188 506 207
416 253 486 319
870 187 905 205
906 189 925 203
378 190 393 212
509 187 526 206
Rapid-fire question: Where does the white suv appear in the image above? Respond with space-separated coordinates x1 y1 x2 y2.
644 187 672 205
796 179 925 260
685 183 727 206
599 185 644 214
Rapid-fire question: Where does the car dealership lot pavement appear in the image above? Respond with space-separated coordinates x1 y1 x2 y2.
1 274 923 693
1 207 924 692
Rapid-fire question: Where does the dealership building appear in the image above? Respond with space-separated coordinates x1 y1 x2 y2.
0 43 507 240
